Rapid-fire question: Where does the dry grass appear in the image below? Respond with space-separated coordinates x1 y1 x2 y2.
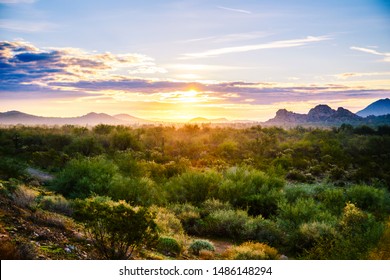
12 185 39 209
222 241 280 260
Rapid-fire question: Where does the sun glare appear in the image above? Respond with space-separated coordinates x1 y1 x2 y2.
160 89 202 103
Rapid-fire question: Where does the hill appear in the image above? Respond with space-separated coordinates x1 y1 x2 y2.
0 111 153 126
266 103 389 126
356 98 390 117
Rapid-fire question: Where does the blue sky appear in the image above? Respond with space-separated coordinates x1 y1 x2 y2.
1 0 390 120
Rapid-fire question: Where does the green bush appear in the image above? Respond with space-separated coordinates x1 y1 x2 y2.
164 170 221 205
243 217 283 248
317 187 346 214
0 158 26 180
189 239 215 255
305 203 384 259
200 199 233 216
72 196 158 259
151 206 184 236
217 167 284 213
169 203 201 235
51 156 118 198
156 236 182 256
346 185 390 218
203 209 249 240
110 176 162 206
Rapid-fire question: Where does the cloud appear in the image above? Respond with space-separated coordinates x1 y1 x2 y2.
181 36 330 59
217 6 252 14
1 40 389 115
334 72 390 79
0 20 57 33
0 40 167 91
181 31 271 44
0 0 35 3
351 46 390 62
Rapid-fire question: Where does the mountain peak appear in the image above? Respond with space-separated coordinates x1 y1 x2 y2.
356 98 390 117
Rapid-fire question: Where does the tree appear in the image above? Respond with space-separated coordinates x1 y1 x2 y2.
72 196 158 259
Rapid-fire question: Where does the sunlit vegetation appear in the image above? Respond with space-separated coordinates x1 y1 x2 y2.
0 124 390 259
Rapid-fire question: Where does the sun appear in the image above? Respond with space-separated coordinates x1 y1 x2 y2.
160 89 202 103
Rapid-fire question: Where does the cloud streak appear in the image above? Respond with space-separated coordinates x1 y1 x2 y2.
217 6 252 14
351 46 390 62
0 20 57 33
181 36 330 59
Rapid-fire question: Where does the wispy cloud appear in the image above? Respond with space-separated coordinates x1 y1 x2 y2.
0 0 35 3
351 46 390 62
181 36 330 59
217 6 252 14
334 71 390 79
181 31 270 44
0 20 57 33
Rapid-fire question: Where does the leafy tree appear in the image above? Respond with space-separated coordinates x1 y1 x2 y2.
72 196 158 259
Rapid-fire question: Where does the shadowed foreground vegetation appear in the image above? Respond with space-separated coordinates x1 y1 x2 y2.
1 124 390 259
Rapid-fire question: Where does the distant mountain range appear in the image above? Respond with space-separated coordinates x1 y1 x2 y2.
266 100 390 126
1 98 390 127
0 111 154 126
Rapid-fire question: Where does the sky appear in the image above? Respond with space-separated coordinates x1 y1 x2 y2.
1 0 390 121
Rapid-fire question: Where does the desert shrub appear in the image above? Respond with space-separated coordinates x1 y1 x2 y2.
223 241 279 260
243 217 284 247
276 197 337 255
369 218 390 259
0 157 26 180
276 198 322 229
200 199 233 216
317 187 346 214
111 151 142 177
110 130 141 151
217 167 284 213
198 249 215 260
110 176 162 206
203 209 249 240
286 170 314 183
39 194 72 216
164 170 221 205
306 203 384 259
243 188 282 218
151 206 184 238
296 221 337 254
156 236 182 256
29 209 67 229
65 136 104 157
72 196 158 259
12 185 39 209
189 239 215 255
284 184 323 203
346 185 390 218
51 156 118 198
169 203 201 235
